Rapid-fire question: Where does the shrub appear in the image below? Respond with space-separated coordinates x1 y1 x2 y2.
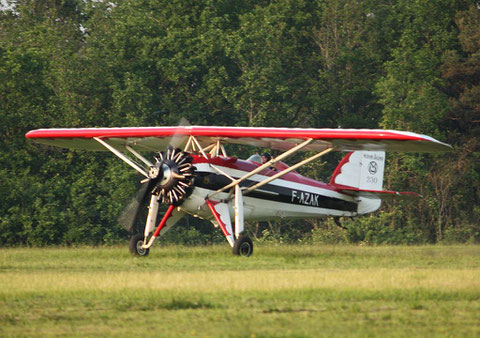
311 219 348 244
343 211 427 245
441 226 480 244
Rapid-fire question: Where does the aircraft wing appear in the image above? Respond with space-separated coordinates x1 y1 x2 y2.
25 126 452 153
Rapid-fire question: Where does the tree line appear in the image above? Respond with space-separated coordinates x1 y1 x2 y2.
0 0 479 246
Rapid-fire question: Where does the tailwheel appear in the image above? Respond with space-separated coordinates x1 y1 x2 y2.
232 235 253 257
129 233 150 256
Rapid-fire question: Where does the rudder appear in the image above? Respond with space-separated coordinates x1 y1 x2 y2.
330 151 386 214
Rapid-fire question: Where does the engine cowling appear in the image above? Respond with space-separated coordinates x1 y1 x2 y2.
149 147 195 205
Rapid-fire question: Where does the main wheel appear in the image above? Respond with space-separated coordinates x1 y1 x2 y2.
232 235 253 257
129 233 150 256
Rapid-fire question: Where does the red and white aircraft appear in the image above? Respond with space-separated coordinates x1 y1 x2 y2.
26 126 451 256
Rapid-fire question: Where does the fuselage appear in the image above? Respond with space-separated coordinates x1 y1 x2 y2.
180 155 360 222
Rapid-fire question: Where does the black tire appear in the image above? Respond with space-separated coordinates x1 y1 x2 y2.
129 233 150 256
232 235 253 257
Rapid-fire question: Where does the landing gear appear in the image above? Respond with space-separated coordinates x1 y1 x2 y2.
205 200 253 257
232 235 253 257
129 233 150 256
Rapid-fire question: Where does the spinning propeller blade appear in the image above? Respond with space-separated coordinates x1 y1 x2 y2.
168 117 191 150
118 119 194 234
118 178 155 232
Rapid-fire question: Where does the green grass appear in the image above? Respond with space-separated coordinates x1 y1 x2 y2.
1 245 480 337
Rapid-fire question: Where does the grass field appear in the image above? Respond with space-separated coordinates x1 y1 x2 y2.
1 244 480 337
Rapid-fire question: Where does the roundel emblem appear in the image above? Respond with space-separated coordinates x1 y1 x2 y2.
368 161 378 175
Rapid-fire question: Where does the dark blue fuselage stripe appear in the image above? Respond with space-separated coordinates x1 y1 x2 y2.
194 171 357 212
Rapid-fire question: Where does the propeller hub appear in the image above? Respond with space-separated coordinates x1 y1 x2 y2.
151 148 195 205
156 160 179 191
159 163 172 185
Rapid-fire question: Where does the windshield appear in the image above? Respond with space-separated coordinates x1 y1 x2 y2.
247 154 262 163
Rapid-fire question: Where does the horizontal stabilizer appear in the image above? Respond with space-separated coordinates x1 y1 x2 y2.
339 187 422 200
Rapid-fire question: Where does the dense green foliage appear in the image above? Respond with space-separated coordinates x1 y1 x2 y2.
0 0 479 245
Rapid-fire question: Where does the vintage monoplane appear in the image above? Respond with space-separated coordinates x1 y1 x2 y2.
26 126 451 256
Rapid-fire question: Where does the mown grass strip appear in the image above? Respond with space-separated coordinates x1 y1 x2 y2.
2 244 480 272
1 245 480 337
2 268 480 294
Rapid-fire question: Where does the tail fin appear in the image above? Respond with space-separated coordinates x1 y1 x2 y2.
330 151 385 190
330 151 386 214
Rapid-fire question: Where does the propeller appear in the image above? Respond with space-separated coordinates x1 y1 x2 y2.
119 146 195 233
151 146 195 205
118 179 156 233
119 119 195 234
168 117 191 149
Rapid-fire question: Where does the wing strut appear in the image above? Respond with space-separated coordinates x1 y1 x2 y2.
207 138 314 200
243 147 333 195
93 137 149 178
185 135 208 157
125 145 153 167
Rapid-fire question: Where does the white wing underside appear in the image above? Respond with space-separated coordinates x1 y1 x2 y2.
26 126 452 153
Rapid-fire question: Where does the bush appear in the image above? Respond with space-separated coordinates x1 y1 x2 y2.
256 229 286 244
343 211 427 245
160 222 224 245
311 219 348 244
441 226 480 244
